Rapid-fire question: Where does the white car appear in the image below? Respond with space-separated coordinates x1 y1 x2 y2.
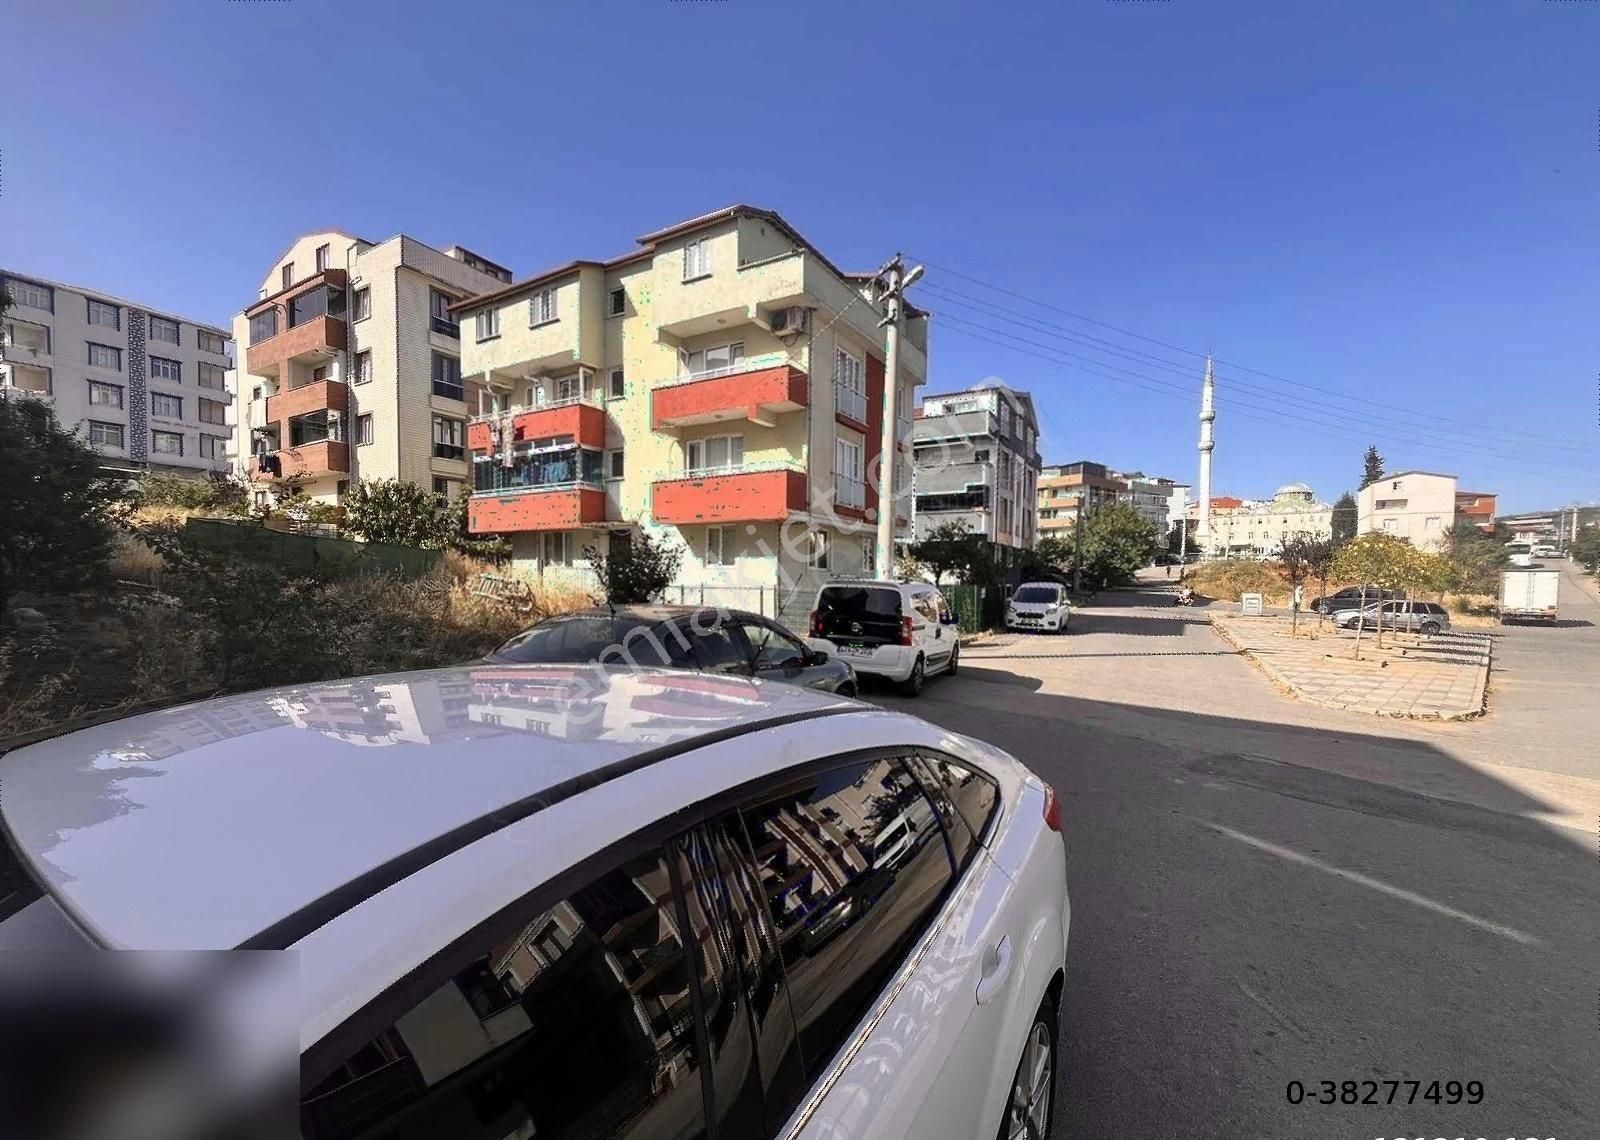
1007 581 1072 633
0 665 1070 1140
810 579 960 696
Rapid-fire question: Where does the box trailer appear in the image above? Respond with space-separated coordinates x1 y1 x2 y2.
1498 569 1560 623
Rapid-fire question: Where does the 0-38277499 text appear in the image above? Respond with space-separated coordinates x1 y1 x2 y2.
1288 1080 1483 1106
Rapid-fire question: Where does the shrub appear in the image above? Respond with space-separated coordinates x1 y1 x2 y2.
343 479 451 548
585 530 683 605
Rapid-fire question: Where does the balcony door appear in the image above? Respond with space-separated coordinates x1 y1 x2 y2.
686 434 743 475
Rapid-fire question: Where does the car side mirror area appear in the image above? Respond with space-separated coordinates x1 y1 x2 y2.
940 613 959 626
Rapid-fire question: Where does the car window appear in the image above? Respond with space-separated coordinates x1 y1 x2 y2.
736 757 955 1088
301 848 707 1140
736 618 808 671
492 615 622 662
935 594 955 624
912 753 1001 855
1012 585 1059 604
677 818 807 1137
817 586 901 619
910 592 937 622
682 615 750 673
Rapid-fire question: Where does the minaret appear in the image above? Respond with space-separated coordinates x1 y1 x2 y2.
1196 354 1216 559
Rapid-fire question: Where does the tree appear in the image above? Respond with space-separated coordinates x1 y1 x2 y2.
585 530 682 605
1279 535 1315 634
1360 446 1385 490
1571 524 1600 574
1331 532 1412 655
1442 519 1508 595
342 479 450 548
443 490 511 561
0 398 126 619
1017 535 1073 580
1298 536 1338 628
909 520 992 586
1077 502 1160 589
1166 518 1193 556
1331 491 1358 542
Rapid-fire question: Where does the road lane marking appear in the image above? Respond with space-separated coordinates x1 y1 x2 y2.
1200 821 1541 946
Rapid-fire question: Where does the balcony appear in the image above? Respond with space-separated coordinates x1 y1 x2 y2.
836 385 868 429
1 363 52 399
652 359 808 431
467 396 607 452
835 476 866 510
251 440 350 481
246 315 347 379
652 464 808 525
469 483 607 534
265 378 348 424
3 319 50 359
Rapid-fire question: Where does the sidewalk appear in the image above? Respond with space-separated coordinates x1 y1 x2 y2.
1212 614 1490 720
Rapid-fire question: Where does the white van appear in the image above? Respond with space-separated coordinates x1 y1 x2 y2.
1007 581 1071 633
809 579 959 696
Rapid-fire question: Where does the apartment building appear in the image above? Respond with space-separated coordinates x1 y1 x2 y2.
228 232 513 505
910 382 1040 560
1455 490 1497 534
454 205 925 626
1357 469 1457 549
1035 460 1125 539
2 270 234 474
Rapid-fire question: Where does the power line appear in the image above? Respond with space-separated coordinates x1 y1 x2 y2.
907 255 1598 452
918 281 1600 459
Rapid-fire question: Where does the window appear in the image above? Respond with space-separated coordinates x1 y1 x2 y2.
151 429 184 456
86 299 120 329
998 402 1011 435
149 356 181 382
835 346 866 423
529 287 558 325
428 288 458 337
1391 480 1403 490
543 531 572 566
281 264 294 290
608 286 626 316
197 330 227 355
197 398 226 425
432 477 457 503
5 279 53 311
299 844 707 1140
807 528 830 569
973 448 991 463
682 236 712 280
199 434 226 460
289 288 332 327
315 244 330 273
87 421 124 448
707 524 736 566
835 438 864 508
351 287 371 322
87 342 122 370
431 353 463 400
681 340 744 379
150 392 183 419
555 374 582 402
474 307 498 340
354 351 372 384
198 363 226 390
148 315 181 344
608 367 626 399
87 380 123 408
685 433 743 473
909 752 1000 859
356 414 373 446
432 415 465 460
680 617 746 672
862 536 877 576
735 618 807 671
736 757 953 1089
606 448 624 479
1425 516 1441 529
249 310 277 343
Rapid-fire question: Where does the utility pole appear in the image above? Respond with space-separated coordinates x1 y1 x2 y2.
1072 494 1090 593
873 254 924 578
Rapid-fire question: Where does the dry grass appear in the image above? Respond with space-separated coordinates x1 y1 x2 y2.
1184 559 1295 603
109 531 165 585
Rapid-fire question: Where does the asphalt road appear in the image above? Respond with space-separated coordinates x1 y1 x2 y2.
863 583 1600 1138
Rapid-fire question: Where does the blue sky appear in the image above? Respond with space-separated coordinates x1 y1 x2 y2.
5 0 1597 512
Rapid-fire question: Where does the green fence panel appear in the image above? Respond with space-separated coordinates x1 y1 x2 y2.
183 519 441 579
944 583 988 633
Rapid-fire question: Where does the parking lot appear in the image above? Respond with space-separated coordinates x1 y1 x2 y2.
864 576 1600 1137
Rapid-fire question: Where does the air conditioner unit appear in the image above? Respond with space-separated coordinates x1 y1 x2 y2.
769 306 810 336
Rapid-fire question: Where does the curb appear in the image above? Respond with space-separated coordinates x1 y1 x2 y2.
1210 616 1490 721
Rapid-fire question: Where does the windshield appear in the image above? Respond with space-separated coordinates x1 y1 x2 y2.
492 615 679 666
1013 586 1060 604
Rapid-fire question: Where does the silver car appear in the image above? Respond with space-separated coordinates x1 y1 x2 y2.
1333 599 1451 635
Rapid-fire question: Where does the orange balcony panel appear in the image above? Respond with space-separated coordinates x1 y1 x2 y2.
652 365 808 431
469 487 607 534
250 440 350 481
652 469 808 525
246 316 348 376
266 379 348 425
467 401 607 453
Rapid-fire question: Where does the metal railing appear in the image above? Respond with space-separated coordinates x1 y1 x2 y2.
835 476 866 509
470 477 603 498
662 459 805 481
837 386 867 423
467 392 602 427
655 351 798 389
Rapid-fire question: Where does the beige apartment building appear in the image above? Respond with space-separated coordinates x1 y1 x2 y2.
228 232 513 505
3 269 234 474
1357 469 1457 549
1186 482 1334 557
453 205 925 625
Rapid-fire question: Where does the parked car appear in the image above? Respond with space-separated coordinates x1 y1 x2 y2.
489 605 858 695
1007 581 1072 633
810 579 960 696
1309 585 1402 615
0 666 1070 1140
1333 599 1451 635
1532 544 1562 559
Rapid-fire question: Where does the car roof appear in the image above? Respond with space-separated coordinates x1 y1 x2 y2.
0 664 855 951
541 605 765 623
